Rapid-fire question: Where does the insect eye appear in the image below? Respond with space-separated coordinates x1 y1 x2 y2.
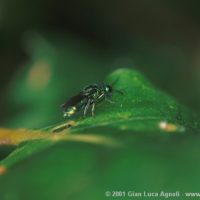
105 86 111 92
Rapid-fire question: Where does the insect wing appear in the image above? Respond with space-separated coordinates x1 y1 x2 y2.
61 92 86 111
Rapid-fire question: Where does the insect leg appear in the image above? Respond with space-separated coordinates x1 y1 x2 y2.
91 103 95 117
105 98 115 104
83 99 91 117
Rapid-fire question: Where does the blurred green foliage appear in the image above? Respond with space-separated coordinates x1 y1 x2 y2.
4 33 116 128
0 1 200 199
2 32 200 129
0 68 200 200
1 1 200 122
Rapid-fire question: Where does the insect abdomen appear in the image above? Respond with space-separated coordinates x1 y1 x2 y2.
63 106 77 117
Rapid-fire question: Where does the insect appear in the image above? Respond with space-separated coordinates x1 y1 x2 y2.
61 83 114 118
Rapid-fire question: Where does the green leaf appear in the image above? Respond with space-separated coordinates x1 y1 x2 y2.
0 68 200 200
51 68 199 134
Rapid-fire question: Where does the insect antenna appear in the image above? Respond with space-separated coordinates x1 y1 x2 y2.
113 88 124 95
110 77 124 95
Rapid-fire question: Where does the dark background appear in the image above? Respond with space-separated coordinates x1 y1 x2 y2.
0 0 200 128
